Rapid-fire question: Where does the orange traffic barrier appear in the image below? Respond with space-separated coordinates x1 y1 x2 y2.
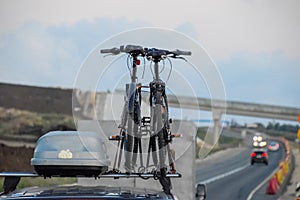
283 161 289 174
266 175 279 195
279 161 286 176
266 138 292 196
277 170 284 185
285 154 290 162
287 151 290 157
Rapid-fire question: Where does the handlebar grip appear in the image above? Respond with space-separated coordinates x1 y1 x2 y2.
172 49 192 56
100 47 120 55
123 45 144 53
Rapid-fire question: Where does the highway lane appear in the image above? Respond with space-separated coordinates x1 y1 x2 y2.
196 143 284 200
250 149 286 200
196 147 251 183
196 128 254 183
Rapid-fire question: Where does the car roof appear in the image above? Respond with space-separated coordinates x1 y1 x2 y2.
2 185 174 199
269 141 278 144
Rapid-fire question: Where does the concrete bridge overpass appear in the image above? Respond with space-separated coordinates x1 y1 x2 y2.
165 94 300 145
167 95 300 122
76 91 300 145
76 91 300 124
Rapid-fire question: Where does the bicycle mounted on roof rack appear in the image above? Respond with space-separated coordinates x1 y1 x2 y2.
100 45 191 195
145 47 191 194
100 45 145 173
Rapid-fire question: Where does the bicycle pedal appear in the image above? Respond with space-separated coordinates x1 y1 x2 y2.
171 133 183 138
141 116 151 124
109 135 122 141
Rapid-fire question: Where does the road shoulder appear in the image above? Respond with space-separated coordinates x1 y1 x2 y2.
279 144 300 200
196 147 248 167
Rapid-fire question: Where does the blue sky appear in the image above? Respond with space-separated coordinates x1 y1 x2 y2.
0 0 299 125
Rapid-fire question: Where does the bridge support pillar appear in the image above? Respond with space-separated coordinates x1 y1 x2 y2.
212 109 223 147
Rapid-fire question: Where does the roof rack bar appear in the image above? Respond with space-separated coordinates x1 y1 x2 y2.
0 172 181 178
99 173 182 178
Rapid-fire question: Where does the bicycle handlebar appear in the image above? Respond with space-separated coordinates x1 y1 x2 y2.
100 45 192 60
145 48 191 62
100 45 144 56
121 45 144 53
100 47 120 55
170 49 192 56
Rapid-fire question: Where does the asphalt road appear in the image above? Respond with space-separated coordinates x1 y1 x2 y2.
196 143 284 200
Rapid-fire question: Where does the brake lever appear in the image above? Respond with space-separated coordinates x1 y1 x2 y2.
170 55 188 62
102 53 116 58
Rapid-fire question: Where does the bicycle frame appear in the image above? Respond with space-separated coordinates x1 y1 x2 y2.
121 55 144 172
101 46 144 172
147 60 173 195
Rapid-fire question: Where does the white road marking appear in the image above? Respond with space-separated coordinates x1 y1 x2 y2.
198 164 248 185
246 166 279 200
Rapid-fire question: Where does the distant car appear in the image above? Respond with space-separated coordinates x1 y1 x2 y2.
252 140 267 148
31 131 110 177
252 133 263 142
268 141 280 151
250 148 268 165
1 185 175 200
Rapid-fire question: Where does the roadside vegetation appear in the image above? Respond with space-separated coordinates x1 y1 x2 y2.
244 122 299 141
264 122 299 141
0 177 77 193
196 127 243 159
0 107 75 138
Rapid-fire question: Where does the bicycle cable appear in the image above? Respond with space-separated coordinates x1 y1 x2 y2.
126 55 132 77
149 61 155 79
165 57 173 84
141 57 146 80
149 57 173 84
159 59 166 74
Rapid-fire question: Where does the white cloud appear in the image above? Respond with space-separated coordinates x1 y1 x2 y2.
0 22 79 86
1 0 300 60
218 51 300 107
0 18 150 87
0 0 299 110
